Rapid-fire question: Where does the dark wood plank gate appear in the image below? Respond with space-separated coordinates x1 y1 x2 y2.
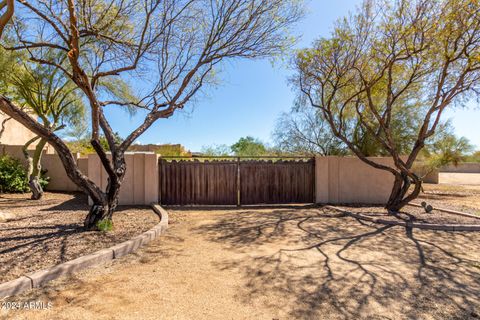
159 158 315 205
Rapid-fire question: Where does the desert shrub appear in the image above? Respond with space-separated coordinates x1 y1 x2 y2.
39 169 50 189
0 155 49 193
0 155 29 193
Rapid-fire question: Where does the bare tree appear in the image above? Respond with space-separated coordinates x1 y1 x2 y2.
0 0 302 229
295 0 480 211
272 106 347 156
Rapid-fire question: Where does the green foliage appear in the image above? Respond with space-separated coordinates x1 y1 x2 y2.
0 45 22 98
66 132 124 155
38 169 50 189
294 0 480 163
0 155 49 193
152 145 190 156
419 122 474 173
201 137 271 157
97 78 139 117
96 219 113 232
200 144 232 156
4 50 87 131
465 151 480 163
273 107 348 156
0 155 29 193
231 136 268 156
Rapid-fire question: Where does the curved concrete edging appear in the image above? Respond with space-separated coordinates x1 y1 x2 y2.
325 205 480 232
0 204 169 299
408 202 480 220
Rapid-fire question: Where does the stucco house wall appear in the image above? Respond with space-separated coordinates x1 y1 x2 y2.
0 112 37 146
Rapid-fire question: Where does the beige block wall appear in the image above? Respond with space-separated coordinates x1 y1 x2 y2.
0 144 87 192
441 163 480 173
412 162 439 184
422 170 439 184
2 144 157 205
0 144 25 160
316 156 397 204
88 153 158 205
0 113 37 146
2 143 428 206
42 155 88 191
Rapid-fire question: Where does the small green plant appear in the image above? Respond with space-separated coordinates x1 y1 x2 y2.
96 219 113 232
0 155 29 193
0 155 49 193
39 169 50 189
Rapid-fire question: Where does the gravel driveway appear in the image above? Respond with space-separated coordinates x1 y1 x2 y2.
3 206 480 320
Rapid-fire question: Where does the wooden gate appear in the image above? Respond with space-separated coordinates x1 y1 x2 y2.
239 160 315 204
159 157 315 205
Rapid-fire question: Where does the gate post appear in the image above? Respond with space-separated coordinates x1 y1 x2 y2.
236 157 241 206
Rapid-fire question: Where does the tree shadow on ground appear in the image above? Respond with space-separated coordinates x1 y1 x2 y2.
0 194 157 283
196 207 480 320
0 234 187 320
40 193 88 212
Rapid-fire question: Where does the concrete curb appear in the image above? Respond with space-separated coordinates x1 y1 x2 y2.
325 205 480 232
0 204 169 298
408 202 480 220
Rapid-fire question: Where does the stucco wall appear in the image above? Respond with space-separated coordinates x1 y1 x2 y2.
0 113 37 146
412 162 439 184
0 144 87 192
88 153 158 205
441 163 480 173
2 143 422 206
42 155 88 191
316 156 398 204
1 145 158 205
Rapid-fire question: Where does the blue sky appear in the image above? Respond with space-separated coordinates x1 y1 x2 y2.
104 0 480 152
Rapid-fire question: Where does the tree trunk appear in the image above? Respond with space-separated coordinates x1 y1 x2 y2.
29 176 43 200
28 139 47 200
83 181 121 230
84 202 114 230
0 114 11 144
83 151 126 230
1 96 131 231
385 172 422 212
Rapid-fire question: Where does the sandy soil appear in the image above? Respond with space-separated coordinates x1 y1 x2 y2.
338 205 480 225
2 206 479 320
420 175 480 216
0 192 159 282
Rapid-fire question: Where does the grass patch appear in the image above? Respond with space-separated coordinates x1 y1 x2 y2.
96 219 114 232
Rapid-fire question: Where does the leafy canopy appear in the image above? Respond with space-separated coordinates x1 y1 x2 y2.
231 136 268 156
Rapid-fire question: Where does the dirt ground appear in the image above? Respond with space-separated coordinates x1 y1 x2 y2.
0 192 159 282
339 204 480 224
2 206 479 320
420 173 480 216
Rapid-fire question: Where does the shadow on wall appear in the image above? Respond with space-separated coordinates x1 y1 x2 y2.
195 207 480 319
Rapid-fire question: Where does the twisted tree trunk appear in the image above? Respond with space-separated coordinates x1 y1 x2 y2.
29 138 47 200
83 150 126 230
22 136 48 200
385 171 422 212
0 113 11 143
1 96 106 228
